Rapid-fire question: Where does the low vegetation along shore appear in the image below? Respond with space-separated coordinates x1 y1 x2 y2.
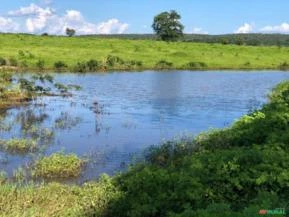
1 74 289 216
1 34 289 71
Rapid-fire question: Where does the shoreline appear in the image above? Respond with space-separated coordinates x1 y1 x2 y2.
1 66 289 73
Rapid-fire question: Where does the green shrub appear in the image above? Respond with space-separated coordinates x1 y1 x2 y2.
74 62 87 73
155 60 173 69
244 61 251 66
8 57 18 66
0 57 6 66
279 61 289 70
54 61 67 69
106 55 125 67
86 59 99 71
126 60 143 67
20 60 28 68
36 59 45 70
185 61 208 69
18 50 25 57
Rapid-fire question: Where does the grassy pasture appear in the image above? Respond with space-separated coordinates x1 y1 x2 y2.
0 34 289 71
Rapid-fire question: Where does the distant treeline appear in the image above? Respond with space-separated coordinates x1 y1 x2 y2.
80 33 289 46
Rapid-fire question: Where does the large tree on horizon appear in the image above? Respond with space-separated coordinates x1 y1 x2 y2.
66 28 76 37
152 10 184 41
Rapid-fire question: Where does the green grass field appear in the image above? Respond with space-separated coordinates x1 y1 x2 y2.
0 33 289 71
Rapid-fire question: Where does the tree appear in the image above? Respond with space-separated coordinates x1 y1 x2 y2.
152 10 184 41
66 28 76 37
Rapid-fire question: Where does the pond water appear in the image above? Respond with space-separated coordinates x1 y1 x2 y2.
1 70 289 183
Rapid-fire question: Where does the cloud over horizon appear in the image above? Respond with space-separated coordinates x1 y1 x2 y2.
234 23 254 34
2 3 129 35
260 22 289 33
191 27 208 35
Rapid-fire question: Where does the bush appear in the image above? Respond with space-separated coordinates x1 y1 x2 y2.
155 60 173 69
74 62 87 73
36 59 45 70
185 61 208 69
86 59 99 71
8 57 18 66
54 61 67 69
0 57 6 66
106 55 125 67
20 60 28 68
126 60 143 68
244 61 251 66
279 62 289 70
18 50 25 57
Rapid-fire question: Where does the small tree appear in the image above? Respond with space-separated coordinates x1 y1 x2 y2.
152 10 184 41
66 28 76 37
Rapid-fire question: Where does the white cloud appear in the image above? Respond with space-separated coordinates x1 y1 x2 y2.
234 23 254 34
44 11 129 35
0 17 19 32
65 10 83 22
8 3 54 17
191 27 208 34
260 22 289 33
4 4 129 35
8 3 54 33
96 19 129 34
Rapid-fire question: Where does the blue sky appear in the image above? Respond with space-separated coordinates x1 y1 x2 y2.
0 0 288 35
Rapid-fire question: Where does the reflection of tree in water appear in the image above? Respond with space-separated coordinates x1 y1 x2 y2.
54 112 82 130
0 106 83 147
88 100 110 134
152 72 182 117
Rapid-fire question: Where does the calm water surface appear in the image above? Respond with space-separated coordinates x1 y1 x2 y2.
1 70 289 182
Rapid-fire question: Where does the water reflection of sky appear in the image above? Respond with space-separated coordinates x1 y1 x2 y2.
1 70 289 183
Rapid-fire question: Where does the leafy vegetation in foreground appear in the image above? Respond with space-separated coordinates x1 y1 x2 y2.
0 175 121 217
1 81 289 216
32 153 85 179
1 34 289 71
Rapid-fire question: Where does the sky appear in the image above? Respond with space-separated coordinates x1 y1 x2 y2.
0 0 288 35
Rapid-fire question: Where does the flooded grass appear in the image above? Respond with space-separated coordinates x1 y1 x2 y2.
0 138 38 154
32 153 85 179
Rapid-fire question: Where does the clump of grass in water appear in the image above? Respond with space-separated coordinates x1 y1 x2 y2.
0 138 38 154
32 153 84 178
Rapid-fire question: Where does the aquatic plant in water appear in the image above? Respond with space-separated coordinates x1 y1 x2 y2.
32 153 85 178
0 138 38 154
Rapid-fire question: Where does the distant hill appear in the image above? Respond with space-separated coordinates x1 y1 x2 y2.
80 33 289 46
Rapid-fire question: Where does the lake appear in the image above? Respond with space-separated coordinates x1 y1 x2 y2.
1 70 289 183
